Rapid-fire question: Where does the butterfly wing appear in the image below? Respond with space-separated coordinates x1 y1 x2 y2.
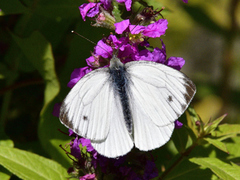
126 61 196 150
60 68 133 157
91 86 134 157
60 68 112 141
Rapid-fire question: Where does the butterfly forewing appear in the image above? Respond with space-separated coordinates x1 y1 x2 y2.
125 61 196 150
60 68 112 141
126 61 196 126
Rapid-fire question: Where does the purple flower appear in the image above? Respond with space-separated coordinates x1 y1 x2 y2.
115 19 168 38
116 0 132 11
80 138 98 164
85 35 138 67
142 19 168 38
135 39 185 70
80 138 94 152
94 39 113 59
165 57 185 71
182 0 188 3
79 0 132 23
67 67 93 88
135 47 165 63
79 3 101 21
80 173 96 180
70 136 81 159
100 0 112 10
69 129 75 136
175 120 183 129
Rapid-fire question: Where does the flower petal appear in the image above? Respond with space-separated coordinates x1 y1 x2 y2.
79 3 97 21
165 57 185 70
116 0 132 11
115 19 130 34
143 19 168 38
67 67 92 88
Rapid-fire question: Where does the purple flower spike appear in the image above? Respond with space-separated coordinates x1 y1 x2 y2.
67 67 93 88
175 120 183 129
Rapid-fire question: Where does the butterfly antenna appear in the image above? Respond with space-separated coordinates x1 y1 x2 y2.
71 30 97 46
71 30 112 57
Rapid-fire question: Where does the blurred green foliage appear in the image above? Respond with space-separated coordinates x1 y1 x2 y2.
0 0 240 179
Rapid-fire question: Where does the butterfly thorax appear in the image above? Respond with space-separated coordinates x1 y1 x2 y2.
109 56 133 135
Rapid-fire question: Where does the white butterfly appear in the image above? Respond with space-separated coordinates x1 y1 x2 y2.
59 55 196 158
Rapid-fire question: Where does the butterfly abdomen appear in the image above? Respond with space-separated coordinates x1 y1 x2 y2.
109 58 133 135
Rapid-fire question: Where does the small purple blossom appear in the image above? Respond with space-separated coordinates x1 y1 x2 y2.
115 19 168 38
100 0 112 10
79 3 101 21
175 120 183 129
165 57 185 71
182 0 188 3
79 0 132 23
134 40 185 70
80 173 96 180
70 136 81 159
142 19 168 38
67 67 93 88
69 129 75 136
116 0 132 11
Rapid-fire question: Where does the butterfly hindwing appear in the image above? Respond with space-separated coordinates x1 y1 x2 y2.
91 86 134 157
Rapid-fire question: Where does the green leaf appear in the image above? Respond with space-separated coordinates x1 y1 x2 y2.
162 157 213 180
212 124 240 139
11 32 71 167
0 146 68 180
0 0 28 16
11 31 59 106
0 165 12 180
204 114 227 135
203 138 228 153
187 106 200 124
112 1 123 23
190 157 240 180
